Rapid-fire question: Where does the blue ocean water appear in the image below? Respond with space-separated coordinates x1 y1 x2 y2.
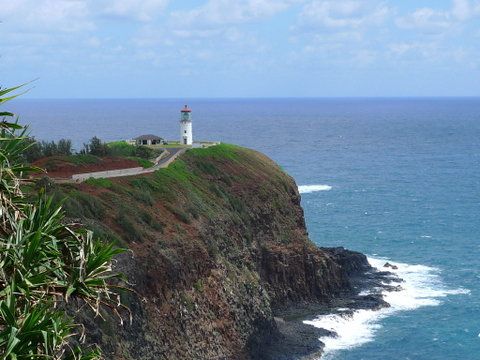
8 98 480 359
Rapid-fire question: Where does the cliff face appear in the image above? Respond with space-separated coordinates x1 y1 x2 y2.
54 144 370 359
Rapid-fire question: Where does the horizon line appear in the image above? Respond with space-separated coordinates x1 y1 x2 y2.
14 96 480 101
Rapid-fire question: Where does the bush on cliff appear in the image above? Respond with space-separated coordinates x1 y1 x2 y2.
23 137 73 162
107 140 162 160
0 85 127 359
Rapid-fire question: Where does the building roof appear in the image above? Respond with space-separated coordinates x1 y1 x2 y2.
134 134 163 141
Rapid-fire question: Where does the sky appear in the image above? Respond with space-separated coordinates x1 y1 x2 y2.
1 0 480 98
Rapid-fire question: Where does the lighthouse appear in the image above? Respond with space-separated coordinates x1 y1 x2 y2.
180 105 193 145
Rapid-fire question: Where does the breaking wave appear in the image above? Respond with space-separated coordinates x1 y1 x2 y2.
298 185 332 194
304 257 470 359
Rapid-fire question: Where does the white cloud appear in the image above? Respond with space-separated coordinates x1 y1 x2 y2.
452 0 471 20
86 36 102 48
388 42 438 57
396 0 480 33
298 0 390 29
132 0 299 62
170 0 297 27
101 0 169 22
387 40 479 69
452 0 480 20
291 0 390 68
0 0 93 32
396 8 452 31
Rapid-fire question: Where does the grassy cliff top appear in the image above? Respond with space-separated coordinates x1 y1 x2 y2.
42 143 296 248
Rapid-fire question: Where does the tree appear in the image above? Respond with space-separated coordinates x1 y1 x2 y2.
22 136 43 162
57 138 72 156
41 140 58 157
0 85 127 359
23 138 73 162
83 136 108 156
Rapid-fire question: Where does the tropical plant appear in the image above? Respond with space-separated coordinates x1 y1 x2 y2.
0 85 128 359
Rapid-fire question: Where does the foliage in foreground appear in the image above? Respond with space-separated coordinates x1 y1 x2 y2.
0 85 127 359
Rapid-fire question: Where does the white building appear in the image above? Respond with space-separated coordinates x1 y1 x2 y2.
180 105 193 145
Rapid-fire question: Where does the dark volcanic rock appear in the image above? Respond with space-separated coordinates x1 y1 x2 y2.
250 317 328 360
384 262 399 270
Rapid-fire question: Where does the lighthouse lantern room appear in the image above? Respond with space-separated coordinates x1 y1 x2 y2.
180 105 193 145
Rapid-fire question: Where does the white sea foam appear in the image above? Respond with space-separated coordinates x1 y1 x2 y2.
298 185 332 194
304 257 470 359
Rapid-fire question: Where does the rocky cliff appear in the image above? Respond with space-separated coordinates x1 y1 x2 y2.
51 144 374 359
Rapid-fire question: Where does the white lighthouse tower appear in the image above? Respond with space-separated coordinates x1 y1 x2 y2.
180 105 193 145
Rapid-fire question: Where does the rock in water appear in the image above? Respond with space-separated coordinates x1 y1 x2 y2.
384 262 399 270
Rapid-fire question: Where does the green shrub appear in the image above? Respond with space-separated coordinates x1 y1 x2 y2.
84 219 122 245
180 292 195 312
107 141 162 160
34 176 56 192
61 190 106 220
116 209 142 242
131 188 155 206
134 145 160 159
165 203 191 224
107 141 136 157
139 210 164 232
193 279 204 292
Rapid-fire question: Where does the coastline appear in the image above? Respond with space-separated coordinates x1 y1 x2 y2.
255 248 400 360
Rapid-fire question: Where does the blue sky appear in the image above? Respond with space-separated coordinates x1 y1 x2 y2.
1 0 480 98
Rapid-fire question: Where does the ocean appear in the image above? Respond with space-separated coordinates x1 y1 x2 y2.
8 98 480 359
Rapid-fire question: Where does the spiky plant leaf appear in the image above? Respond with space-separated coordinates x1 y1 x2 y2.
0 84 128 359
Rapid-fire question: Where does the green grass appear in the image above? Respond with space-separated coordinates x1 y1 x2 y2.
85 177 113 188
65 154 100 165
121 144 243 208
187 143 240 160
151 143 190 149
128 157 154 168
107 141 136 157
151 160 198 192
